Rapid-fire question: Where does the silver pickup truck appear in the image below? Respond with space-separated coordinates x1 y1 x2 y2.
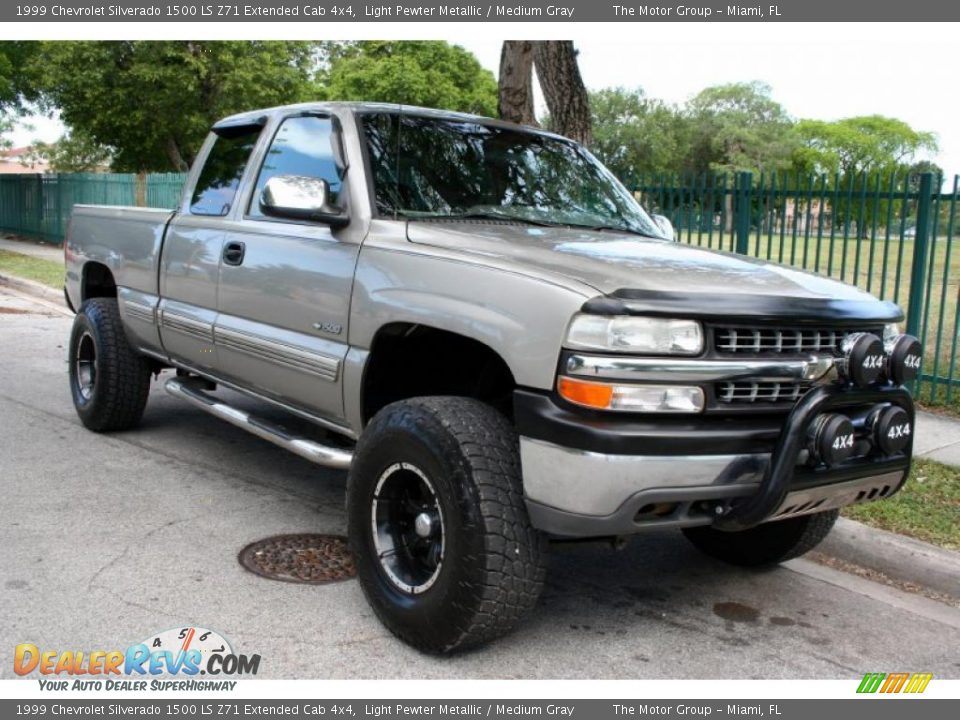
64 102 923 653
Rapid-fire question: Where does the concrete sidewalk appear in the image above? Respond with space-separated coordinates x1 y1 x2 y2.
914 411 960 466
0 234 63 262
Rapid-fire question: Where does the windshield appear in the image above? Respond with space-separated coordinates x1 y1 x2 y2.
360 112 663 237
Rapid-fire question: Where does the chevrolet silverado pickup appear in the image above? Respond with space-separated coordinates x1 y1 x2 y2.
64 102 923 653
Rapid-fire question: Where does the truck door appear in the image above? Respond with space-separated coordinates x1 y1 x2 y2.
213 113 359 422
158 121 263 372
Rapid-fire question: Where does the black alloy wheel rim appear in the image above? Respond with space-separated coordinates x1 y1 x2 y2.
371 462 445 594
75 331 97 402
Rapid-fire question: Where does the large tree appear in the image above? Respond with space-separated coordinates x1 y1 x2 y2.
792 115 937 176
497 41 592 145
792 117 938 237
25 130 112 173
497 41 537 126
31 41 320 172
589 87 687 181
533 42 592 146
685 81 798 176
324 41 498 116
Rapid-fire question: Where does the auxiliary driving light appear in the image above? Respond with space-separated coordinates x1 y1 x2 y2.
840 332 885 388
885 333 923 385
867 404 912 455
807 413 856 467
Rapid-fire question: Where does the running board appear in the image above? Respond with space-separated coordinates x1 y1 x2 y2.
164 378 353 470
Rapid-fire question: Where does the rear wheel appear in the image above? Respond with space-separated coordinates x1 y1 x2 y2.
682 509 839 567
68 298 152 432
347 396 546 653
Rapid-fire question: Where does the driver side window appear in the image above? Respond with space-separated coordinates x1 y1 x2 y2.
249 115 345 219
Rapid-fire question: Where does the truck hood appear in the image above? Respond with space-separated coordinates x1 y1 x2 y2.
406 221 883 305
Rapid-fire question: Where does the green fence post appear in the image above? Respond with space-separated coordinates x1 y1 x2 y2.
905 173 934 337
735 171 753 255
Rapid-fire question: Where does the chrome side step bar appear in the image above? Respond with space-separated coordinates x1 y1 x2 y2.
164 378 353 470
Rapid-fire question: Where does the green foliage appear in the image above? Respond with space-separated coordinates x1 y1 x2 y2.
24 41 496 172
685 81 798 175
844 459 960 550
0 116 12 152
1 42 40 150
793 115 938 176
589 87 687 181
0 42 39 111
26 131 112 172
30 41 320 172
324 41 498 116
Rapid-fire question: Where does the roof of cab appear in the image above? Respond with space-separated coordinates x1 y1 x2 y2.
212 101 569 141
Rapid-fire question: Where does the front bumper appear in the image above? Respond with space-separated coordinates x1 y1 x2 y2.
515 386 913 537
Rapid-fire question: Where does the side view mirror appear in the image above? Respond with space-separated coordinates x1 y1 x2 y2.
260 175 348 228
652 214 676 241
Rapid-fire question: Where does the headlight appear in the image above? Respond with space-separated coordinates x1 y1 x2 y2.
883 323 901 344
565 314 704 355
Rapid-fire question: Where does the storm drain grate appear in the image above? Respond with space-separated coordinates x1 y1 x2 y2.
238 534 356 584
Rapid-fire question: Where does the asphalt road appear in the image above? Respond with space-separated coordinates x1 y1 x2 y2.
2 286 959 680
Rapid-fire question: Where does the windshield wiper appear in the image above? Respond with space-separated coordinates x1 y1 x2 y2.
404 211 659 237
575 223 661 238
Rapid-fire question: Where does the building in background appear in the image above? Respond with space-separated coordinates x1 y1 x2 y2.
0 147 50 174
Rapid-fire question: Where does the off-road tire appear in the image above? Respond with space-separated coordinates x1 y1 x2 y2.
347 396 547 653
681 509 839 567
69 298 152 432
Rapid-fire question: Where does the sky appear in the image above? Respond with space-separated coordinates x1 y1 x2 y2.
7 27 958 178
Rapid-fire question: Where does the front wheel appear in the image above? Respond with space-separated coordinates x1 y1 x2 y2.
682 509 839 567
347 397 547 653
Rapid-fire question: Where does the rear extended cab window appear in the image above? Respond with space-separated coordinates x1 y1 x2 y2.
190 127 262 216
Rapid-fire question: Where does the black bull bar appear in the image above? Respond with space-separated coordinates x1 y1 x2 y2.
714 384 915 531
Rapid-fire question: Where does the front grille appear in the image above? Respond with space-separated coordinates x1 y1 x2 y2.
714 326 878 356
717 380 811 404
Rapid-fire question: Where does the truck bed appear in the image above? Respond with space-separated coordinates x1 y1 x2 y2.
65 204 176 356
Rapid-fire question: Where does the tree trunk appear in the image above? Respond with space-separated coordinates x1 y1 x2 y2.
497 41 538 127
532 41 592 146
165 136 189 172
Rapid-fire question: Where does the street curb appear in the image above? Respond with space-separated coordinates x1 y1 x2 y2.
0 271 66 307
819 517 960 599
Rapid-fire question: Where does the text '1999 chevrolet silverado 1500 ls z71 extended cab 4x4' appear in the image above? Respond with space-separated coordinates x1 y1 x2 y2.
64 102 923 653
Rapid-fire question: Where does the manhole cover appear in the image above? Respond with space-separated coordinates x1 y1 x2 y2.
238 534 356 584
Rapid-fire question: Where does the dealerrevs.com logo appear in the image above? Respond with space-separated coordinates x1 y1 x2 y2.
14 627 260 691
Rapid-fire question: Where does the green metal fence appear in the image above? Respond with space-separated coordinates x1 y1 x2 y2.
145 173 189 211
0 172 186 243
632 171 960 404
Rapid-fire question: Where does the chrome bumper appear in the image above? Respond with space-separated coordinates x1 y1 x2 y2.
519 436 908 537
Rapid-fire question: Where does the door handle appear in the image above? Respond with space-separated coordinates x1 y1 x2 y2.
222 241 246 266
